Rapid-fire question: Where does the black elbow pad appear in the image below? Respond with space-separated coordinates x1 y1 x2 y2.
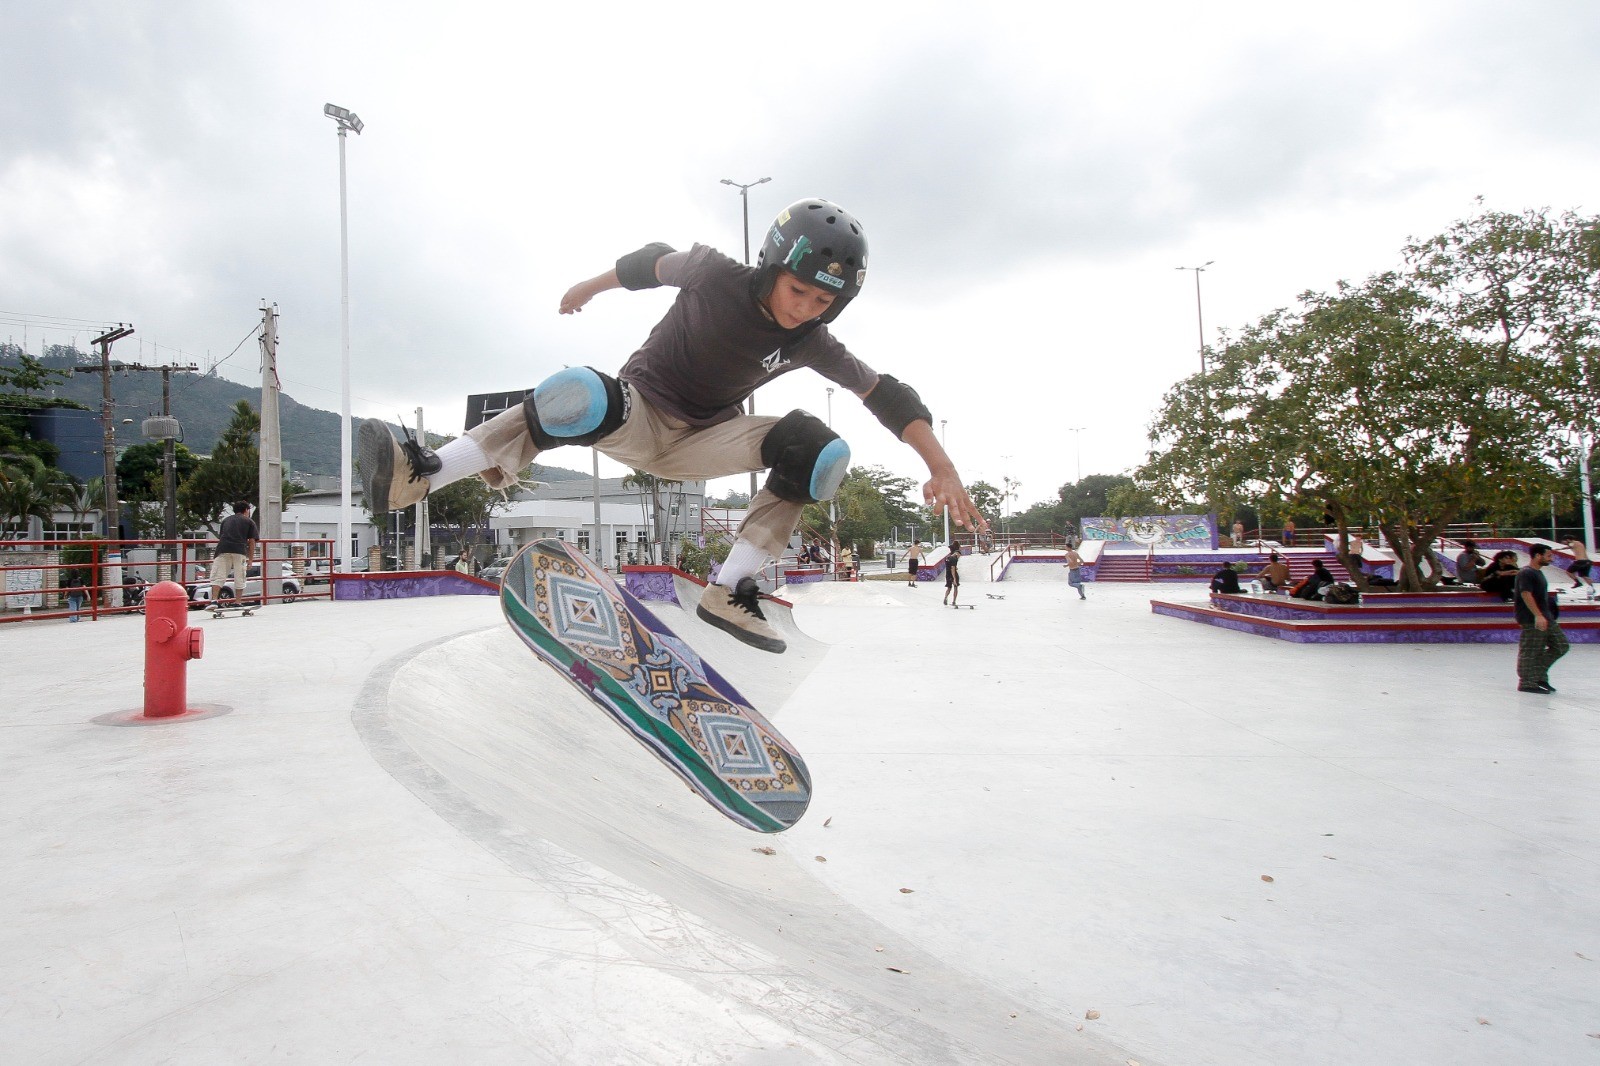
615 242 676 290
862 374 932 439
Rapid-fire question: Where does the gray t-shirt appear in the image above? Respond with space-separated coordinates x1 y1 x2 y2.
618 244 878 427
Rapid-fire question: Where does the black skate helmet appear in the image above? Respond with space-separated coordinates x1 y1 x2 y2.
755 198 868 324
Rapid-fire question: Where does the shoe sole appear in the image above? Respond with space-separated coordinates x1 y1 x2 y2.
696 604 787 654
357 422 395 513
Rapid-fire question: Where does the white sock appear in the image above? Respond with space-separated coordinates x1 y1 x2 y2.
430 435 492 490
717 540 770 586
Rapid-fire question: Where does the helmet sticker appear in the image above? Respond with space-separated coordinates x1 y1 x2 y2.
777 209 791 226
857 269 867 286
813 270 845 290
825 262 843 276
783 235 813 270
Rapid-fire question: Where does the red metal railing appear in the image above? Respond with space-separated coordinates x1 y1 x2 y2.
0 537 337 624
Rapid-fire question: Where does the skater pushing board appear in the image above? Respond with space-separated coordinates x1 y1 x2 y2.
501 539 811 833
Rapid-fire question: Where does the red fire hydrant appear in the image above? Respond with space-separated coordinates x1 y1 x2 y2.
144 580 204 719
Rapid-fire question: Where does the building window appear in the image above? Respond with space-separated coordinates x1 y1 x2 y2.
42 522 94 542
577 530 590 553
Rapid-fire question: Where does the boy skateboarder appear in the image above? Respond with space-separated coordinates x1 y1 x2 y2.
361 198 986 652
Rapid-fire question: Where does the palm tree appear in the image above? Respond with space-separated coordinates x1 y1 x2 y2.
622 469 660 563
0 456 73 539
65 476 103 537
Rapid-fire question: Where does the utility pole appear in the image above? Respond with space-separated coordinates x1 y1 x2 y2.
77 354 194 550
258 304 283 601
140 363 197 545
89 324 134 537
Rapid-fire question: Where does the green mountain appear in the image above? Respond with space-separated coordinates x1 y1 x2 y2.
2 347 590 482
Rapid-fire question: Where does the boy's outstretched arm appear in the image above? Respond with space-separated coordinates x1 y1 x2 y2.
900 419 989 532
561 244 682 314
559 269 621 314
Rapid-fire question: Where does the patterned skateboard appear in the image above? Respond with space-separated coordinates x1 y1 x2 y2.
500 539 811 833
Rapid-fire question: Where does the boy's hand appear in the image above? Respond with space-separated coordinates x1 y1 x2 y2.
924 471 989 532
559 283 596 314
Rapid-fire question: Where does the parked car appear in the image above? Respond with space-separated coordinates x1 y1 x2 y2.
478 556 516 583
186 563 303 609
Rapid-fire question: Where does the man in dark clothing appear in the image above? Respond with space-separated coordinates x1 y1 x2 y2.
1514 544 1568 694
1292 558 1337 600
1209 562 1242 594
210 501 258 603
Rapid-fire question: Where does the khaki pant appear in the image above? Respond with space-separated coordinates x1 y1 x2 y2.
468 385 805 560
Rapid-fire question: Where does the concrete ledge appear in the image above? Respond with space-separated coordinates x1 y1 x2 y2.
332 570 498 600
1153 597 1600 643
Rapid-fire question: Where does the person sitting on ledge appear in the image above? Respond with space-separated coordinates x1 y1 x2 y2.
1210 561 1243 594
1253 551 1291 591
1479 550 1520 601
1290 558 1337 600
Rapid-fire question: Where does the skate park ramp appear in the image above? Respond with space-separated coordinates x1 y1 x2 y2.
998 560 1073 582
361 598 1135 1065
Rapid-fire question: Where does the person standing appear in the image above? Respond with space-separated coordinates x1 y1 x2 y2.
1514 543 1568 694
210 501 258 604
905 540 923 587
942 541 961 606
1281 518 1295 546
1064 543 1087 600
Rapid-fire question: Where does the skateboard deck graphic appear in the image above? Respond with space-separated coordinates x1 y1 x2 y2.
500 539 811 832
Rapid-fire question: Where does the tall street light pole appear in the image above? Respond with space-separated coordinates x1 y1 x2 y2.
1175 261 1214 377
1066 426 1085 484
722 176 771 502
1177 261 1215 517
326 103 363 573
941 420 950 548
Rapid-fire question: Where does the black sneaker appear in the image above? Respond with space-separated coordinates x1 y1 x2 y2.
358 421 441 513
1517 684 1551 694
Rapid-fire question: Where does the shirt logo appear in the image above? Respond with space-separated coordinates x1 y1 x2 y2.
762 351 790 373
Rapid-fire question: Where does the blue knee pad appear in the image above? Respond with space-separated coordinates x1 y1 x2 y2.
761 410 851 503
522 367 628 449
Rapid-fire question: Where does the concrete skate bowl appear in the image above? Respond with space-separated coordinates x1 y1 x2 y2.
354 607 1134 1064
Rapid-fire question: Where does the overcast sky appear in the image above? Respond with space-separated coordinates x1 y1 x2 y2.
3 0 1596 513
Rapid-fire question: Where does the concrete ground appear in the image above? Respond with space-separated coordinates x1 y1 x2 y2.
3 557 1596 1065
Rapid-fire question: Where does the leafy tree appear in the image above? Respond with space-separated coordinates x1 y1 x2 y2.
0 349 68 393
622 468 680 564
1140 262 1568 589
709 490 750 508
1102 479 1167 520
0 455 73 537
831 465 893 551
967 480 1002 529
180 400 261 532
429 467 506 558
117 441 202 501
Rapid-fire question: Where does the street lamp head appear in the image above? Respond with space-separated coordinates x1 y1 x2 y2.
324 103 364 135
